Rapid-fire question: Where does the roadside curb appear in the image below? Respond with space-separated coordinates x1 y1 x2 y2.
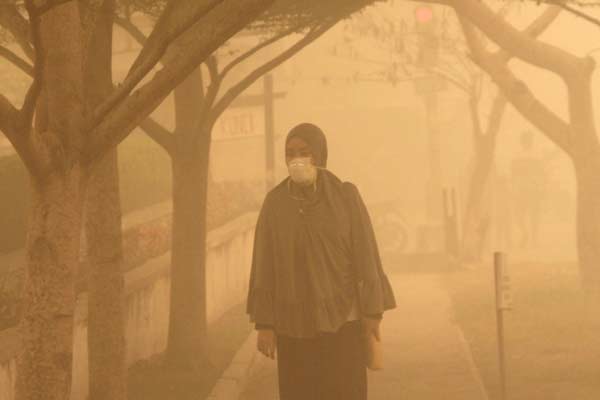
205 330 259 400
454 325 490 400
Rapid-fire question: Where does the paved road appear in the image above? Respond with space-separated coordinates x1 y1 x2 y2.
239 273 489 400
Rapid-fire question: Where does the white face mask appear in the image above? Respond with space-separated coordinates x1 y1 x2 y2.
287 157 317 185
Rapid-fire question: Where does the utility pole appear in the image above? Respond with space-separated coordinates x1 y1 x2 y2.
228 74 284 191
264 74 276 191
424 91 442 220
414 3 444 221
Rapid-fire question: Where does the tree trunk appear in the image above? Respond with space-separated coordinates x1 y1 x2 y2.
15 169 85 400
81 2 127 399
16 4 86 399
461 96 506 264
573 147 600 292
461 147 495 263
167 151 211 368
165 67 213 368
85 150 126 400
566 63 600 293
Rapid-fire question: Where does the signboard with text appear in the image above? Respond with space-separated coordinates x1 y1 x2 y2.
210 105 266 182
212 106 264 141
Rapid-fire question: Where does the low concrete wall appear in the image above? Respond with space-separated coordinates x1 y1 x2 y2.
0 209 257 400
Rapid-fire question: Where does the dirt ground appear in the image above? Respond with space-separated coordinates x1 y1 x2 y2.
443 261 600 400
241 271 489 400
127 303 252 400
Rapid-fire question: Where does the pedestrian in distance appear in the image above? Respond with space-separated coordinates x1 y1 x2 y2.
246 122 396 400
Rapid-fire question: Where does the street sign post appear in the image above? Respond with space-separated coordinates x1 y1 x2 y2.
495 255 513 311
264 74 276 192
494 252 512 400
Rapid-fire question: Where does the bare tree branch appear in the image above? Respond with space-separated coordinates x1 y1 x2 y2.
445 0 584 79
199 56 220 122
485 93 507 140
34 0 73 16
19 0 43 129
0 93 19 140
468 95 484 139
565 60 596 143
0 93 41 174
107 57 175 154
428 67 470 93
138 117 175 156
209 21 335 125
197 62 206 100
495 6 562 63
219 23 302 81
550 0 600 7
104 4 164 155
83 0 276 165
114 14 147 46
87 0 225 132
474 72 484 102
0 3 34 60
431 50 471 89
543 0 600 28
0 44 33 76
454 49 478 81
462 4 560 127
460 16 571 153
522 6 562 38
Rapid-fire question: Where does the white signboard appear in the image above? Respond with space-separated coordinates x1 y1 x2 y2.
210 105 267 182
213 106 264 141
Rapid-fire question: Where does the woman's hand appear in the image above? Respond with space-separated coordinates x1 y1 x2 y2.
362 317 381 342
257 329 277 359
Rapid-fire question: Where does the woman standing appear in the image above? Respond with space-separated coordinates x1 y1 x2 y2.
246 123 396 400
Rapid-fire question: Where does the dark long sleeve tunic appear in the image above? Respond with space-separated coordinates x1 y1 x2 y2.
246 169 396 338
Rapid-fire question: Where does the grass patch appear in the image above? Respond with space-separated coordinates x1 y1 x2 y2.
127 302 253 400
443 262 600 400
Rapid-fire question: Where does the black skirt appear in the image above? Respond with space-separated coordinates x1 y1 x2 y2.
276 320 367 400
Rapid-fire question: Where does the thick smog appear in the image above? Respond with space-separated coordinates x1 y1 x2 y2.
0 1 598 400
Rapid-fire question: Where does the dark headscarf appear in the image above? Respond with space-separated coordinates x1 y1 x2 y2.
286 123 328 168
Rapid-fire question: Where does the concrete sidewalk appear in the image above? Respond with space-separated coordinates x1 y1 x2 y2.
238 273 489 400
